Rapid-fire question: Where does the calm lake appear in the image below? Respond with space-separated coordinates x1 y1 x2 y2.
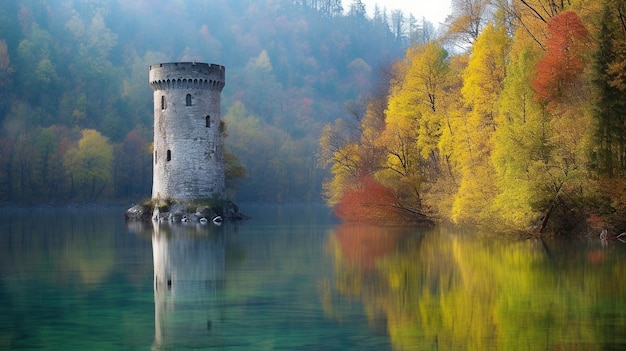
1 204 625 350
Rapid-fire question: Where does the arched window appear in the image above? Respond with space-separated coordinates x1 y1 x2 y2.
186 94 192 106
206 115 211 128
166 150 171 161
161 95 166 110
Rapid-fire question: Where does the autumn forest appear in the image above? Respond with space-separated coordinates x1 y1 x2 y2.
2 0 626 235
320 0 626 234
0 0 423 204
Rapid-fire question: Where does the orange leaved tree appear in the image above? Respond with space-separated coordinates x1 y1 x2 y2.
334 177 412 223
532 11 590 104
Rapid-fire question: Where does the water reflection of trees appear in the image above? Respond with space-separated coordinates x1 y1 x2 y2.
0 208 124 286
325 224 626 350
0 208 154 349
151 224 227 350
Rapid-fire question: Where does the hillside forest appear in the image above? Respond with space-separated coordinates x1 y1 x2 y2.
0 0 431 204
319 0 626 234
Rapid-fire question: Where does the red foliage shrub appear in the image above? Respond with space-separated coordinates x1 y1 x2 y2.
334 176 405 222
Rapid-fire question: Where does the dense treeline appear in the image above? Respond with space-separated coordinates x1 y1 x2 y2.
319 0 626 234
0 0 431 204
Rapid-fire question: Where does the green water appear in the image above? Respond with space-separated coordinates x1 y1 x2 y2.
1 205 625 350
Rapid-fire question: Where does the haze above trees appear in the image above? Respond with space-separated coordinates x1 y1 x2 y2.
0 0 433 204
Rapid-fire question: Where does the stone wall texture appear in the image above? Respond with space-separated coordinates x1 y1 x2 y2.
149 62 226 201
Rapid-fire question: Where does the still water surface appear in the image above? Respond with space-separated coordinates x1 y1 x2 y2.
1 204 625 350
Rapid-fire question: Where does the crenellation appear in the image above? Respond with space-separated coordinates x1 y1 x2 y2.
149 78 224 91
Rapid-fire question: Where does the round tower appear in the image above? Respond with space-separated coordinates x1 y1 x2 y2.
149 62 226 201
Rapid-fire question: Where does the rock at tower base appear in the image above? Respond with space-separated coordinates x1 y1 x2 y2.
124 198 249 224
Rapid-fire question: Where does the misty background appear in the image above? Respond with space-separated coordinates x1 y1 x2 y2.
0 0 436 204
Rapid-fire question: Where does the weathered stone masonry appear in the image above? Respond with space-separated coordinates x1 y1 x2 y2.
149 62 226 201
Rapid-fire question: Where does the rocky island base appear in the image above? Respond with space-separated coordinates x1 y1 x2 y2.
124 198 249 224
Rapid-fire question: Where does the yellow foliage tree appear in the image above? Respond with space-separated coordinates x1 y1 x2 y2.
451 21 510 224
375 42 451 213
490 29 546 229
318 120 362 206
63 129 113 201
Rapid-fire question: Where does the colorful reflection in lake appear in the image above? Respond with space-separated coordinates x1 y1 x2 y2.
325 223 626 350
1 205 625 350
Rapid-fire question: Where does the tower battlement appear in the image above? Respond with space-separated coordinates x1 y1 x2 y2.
149 62 225 92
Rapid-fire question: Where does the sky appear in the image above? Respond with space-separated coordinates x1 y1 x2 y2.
344 0 453 26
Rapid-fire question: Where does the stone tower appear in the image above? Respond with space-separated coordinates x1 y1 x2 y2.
149 62 226 201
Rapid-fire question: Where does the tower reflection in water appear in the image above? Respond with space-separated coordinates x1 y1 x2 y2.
151 224 226 350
